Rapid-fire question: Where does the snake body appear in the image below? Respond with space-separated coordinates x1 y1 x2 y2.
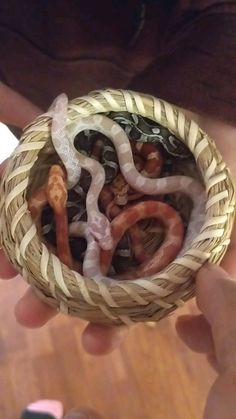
48 94 206 279
70 108 191 186
89 136 120 183
51 95 112 251
107 111 192 158
29 165 74 269
69 200 183 280
51 95 82 188
100 200 184 279
99 142 164 263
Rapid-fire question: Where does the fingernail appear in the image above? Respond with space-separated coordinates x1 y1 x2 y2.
25 399 63 419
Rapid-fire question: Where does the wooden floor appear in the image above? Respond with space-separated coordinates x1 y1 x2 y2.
0 277 216 419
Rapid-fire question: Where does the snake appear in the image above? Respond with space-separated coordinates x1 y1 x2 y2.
64 107 191 188
88 135 120 183
69 200 184 280
51 94 113 251
28 165 73 269
99 179 156 265
99 141 164 264
100 200 184 279
107 111 192 158
74 110 191 181
28 165 83 273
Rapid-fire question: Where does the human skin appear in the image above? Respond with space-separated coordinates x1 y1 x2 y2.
0 83 236 418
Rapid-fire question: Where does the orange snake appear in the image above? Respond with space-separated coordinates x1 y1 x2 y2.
69 200 184 280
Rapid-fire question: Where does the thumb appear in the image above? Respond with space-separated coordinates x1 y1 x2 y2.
0 159 8 175
196 264 236 373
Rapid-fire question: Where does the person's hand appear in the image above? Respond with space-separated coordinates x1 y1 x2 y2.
0 84 129 355
184 111 236 277
0 82 42 129
1 96 236 359
175 112 236 418
0 161 128 355
176 263 236 419
0 160 128 354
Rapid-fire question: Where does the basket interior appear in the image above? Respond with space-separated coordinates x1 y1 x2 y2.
27 110 205 281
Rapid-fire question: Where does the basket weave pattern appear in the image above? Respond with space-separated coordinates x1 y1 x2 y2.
0 89 235 325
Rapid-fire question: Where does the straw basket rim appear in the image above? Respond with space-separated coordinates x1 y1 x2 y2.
0 88 235 325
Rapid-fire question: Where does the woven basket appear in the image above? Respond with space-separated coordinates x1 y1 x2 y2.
0 89 235 326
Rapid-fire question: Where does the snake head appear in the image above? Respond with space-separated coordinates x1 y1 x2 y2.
89 212 113 250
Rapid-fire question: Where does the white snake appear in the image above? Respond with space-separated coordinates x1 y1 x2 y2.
50 94 206 267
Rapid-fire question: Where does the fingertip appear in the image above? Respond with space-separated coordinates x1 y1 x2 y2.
175 314 214 354
0 159 8 175
196 263 227 285
15 287 57 328
196 263 233 313
206 352 219 372
81 323 129 355
0 249 18 279
196 264 236 371
175 314 193 343
197 262 235 283
204 371 236 418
